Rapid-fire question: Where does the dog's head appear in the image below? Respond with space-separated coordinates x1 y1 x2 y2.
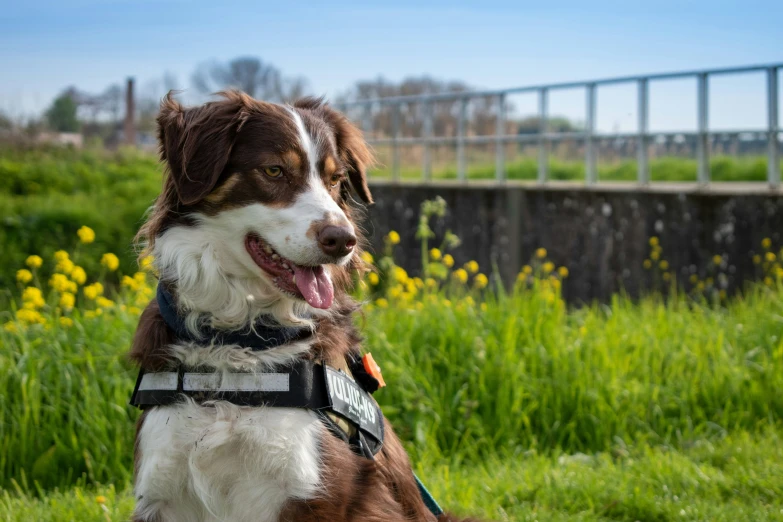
140 91 373 330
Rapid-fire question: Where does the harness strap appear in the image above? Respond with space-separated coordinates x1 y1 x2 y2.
130 360 384 456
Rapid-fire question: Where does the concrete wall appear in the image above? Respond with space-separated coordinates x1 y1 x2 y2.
363 181 783 303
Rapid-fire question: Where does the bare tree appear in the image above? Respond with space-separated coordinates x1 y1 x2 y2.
191 56 308 102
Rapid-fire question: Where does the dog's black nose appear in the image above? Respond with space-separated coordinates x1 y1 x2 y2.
317 225 357 258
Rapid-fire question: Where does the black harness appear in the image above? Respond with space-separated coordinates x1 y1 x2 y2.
130 285 385 458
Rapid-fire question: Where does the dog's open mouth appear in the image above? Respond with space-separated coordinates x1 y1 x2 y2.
244 234 334 309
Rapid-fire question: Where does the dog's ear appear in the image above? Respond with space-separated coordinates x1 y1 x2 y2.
314 103 375 205
157 91 248 205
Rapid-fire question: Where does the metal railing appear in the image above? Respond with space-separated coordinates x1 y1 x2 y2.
336 63 782 188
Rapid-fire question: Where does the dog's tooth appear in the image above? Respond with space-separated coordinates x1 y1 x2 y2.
272 254 280 260
282 263 289 269
292 275 296 284
264 245 273 254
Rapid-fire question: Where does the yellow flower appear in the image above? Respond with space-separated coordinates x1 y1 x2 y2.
16 308 45 325
649 237 659 247
128 306 142 315
453 268 468 284
425 278 437 288
663 272 672 282
689 274 699 284
697 281 705 291
393 266 409 284
96 297 115 309
650 250 660 261
101 253 120 271
388 286 402 299
360 251 374 264
4 322 19 333
762 237 772 249
70 266 87 285
413 277 424 289
83 283 104 300
550 277 561 290
712 255 722 265
579 326 588 336
542 262 554 274
535 248 547 259
557 266 569 278
522 265 532 275
22 286 45 308
753 254 761 264
77 226 95 244
765 252 776 262
16 269 33 284
464 296 475 307
442 299 452 307
140 255 155 271
54 250 69 262
95 495 107 505
59 292 75 310
659 260 669 271
26 255 43 269
375 298 389 308
764 276 773 286
55 258 75 275
429 248 442 261
465 261 479 274
49 273 72 293
474 273 489 289
480 302 487 312
442 254 454 268
642 259 652 270
84 309 103 318
387 231 400 245
367 272 380 286
516 272 527 283
59 317 74 328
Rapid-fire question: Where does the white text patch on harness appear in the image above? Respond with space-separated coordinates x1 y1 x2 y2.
324 366 381 437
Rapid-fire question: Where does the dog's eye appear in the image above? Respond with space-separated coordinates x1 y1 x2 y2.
263 166 283 178
329 174 343 187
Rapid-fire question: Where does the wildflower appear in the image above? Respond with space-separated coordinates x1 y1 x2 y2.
83 283 104 300
55 258 75 275
579 326 588 336
659 260 669 271
375 298 389 308
429 248 442 261
59 292 76 310
765 252 776 263
59 317 74 328
3 322 18 333
22 286 45 309
17 269 33 284
474 273 489 289
453 268 468 284
753 254 761 264
464 296 475 307
542 262 554 274
16 308 45 325
101 253 120 271
413 277 424 289
49 274 72 293
535 248 547 259
54 250 69 262
550 277 561 290
26 255 43 269
140 255 155 271
388 286 402 299
414 302 424 311
425 278 437 288
84 309 103 318
70 266 87 285
663 272 672 282
465 261 479 274
557 266 569 278
522 265 533 275
96 496 107 505
393 266 409 284
480 303 487 312
442 254 454 268
764 277 773 286
697 281 705 291
128 306 142 315
360 251 374 264
649 237 659 247
121 275 137 290
689 274 699 284
762 237 772 249
386 231 400 245
650 250 660 261
712 255 722 266
77 226 95 244
96 297 115 309
516 272 527 283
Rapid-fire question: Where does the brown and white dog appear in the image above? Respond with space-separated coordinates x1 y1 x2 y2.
130 91 474 522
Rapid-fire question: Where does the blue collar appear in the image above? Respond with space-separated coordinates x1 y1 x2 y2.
156 284 311 350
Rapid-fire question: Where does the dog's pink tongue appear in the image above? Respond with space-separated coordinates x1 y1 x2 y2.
293 265 334 309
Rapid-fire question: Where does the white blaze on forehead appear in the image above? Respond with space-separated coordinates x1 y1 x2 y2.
289 108 351 230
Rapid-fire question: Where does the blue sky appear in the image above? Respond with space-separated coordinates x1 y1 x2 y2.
1 0 781 131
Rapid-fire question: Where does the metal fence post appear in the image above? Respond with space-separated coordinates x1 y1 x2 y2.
697 73 710 185
457 97 467 182
538 88 549 183
767 67 780 188
496 92 506 182
637 78 650 185
391 103 400 182
585 83 597 184
423 99 432 182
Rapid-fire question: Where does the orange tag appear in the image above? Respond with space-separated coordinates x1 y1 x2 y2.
362 353 386 388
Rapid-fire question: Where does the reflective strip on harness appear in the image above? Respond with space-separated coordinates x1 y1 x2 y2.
137 372 290 393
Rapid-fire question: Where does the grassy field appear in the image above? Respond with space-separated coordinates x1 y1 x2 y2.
1 217 783 520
